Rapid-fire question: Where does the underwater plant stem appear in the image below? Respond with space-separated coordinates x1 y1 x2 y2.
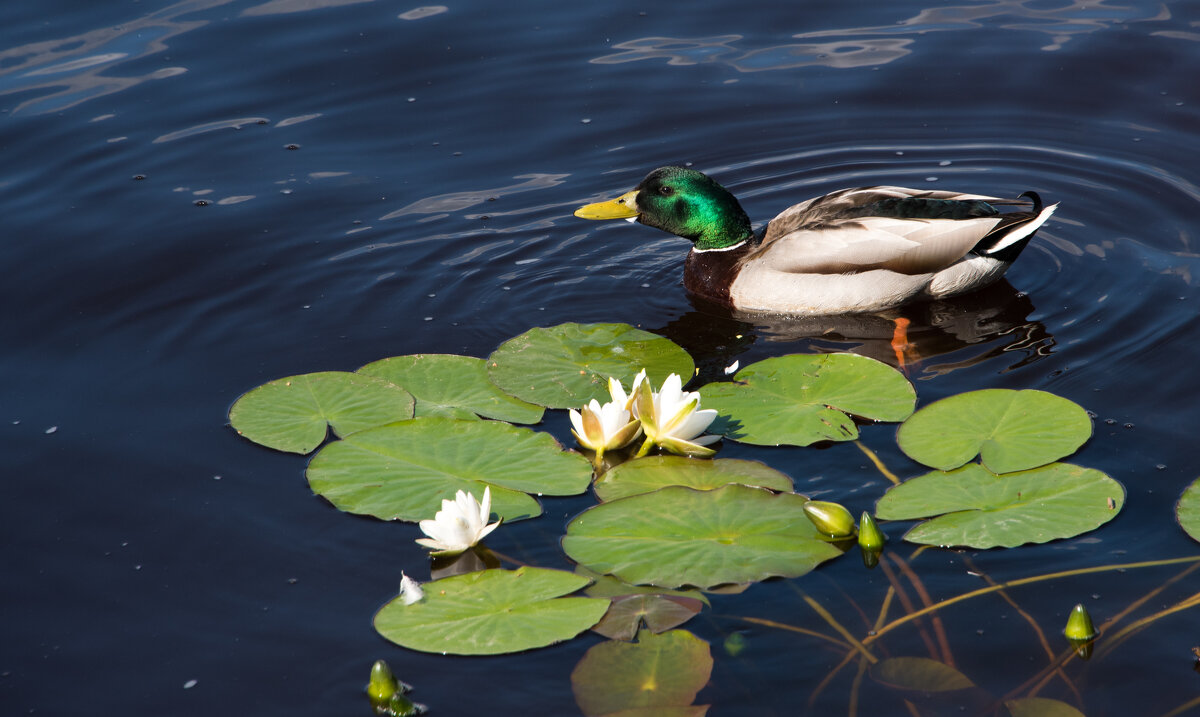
854 441 902 486
1160 693 1200 717
961 556 1081 703
733 616 851 649
864 555 1200 646
889 552 956 668
878 554 942 661
847 652 870 717
801 591 878 665
1095 561 1200 648
1097 590 1200 657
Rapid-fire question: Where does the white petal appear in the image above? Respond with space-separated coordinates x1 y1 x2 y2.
724 360 739 375
399 573 424 605
568 408 586 438
479 487 492 527
673 407 718 440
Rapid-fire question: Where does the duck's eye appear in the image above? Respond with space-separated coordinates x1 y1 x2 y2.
658 185 674 197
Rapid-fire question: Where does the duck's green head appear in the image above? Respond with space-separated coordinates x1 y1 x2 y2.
574 166 753 251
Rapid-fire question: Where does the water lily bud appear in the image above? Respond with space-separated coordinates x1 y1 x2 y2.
858 511 886 551
368 660 398 703
1064 603 1098 641
803 500 856 538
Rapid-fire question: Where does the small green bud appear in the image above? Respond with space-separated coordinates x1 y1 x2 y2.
1064 603 1098 641
857 512 886 551
803 500 856 538
367 660 398 704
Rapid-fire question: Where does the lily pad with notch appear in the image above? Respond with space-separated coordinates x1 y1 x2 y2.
698 354 915 446
486 322 694 409
897 389 1092 474
358 353 543 423
228 371 414 454
374 566 608 655
875 462 1125 549
571 629 712 717
306 416 592 523
563 483 842 589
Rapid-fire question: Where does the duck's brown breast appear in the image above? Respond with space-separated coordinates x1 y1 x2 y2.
682 244 751 307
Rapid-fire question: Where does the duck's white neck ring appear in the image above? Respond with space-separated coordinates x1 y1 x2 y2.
691 240 747 254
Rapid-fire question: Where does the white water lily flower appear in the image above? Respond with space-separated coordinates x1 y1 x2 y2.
606 370 647 414
399 572 424 605
569 394 642 462
415 487 501 556
634 372 720 457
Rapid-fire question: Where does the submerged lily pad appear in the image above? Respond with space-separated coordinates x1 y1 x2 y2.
590 594 705 641
563 484 842 589
897 389 1092 473
306 416 592 522
1004 697 1087 717
594 456 793 502
486 322 694 409
875 463 1125 549
358 353 543 423
698 354 915 446
1178 476 1200 543
228 371 414 454
571 630 712 716
871 657 975 692
374 566 607 655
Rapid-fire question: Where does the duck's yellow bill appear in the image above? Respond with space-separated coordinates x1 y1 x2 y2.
574 189 640 220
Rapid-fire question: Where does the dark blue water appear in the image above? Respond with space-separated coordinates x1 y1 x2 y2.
5 1 1200 715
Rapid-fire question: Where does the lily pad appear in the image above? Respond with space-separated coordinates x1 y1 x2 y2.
374 566 607 655
871 656 975 692
562 484 843 589
698 354 915 446
875 463 1125 549
591 594 705 641
229 371 414 454
358 353 543 423
897 389 1092 473
571 630 712 716
595 456 793 502
1004 697 1087 717
486 322 694 409
306 416 592 522
1178 476 1200 543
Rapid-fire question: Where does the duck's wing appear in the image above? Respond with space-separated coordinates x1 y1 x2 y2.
751 187 1053 275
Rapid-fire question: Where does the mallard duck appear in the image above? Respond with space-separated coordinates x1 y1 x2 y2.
574 166 1058 315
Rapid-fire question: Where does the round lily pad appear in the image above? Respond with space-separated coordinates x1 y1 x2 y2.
871 657 974 692
897 389 1092 473
306 416 592 522
571 630 712 716
875 463 1125 549
1178 476 1200 543
595 456 793 502
563 484 843 589
698 354 915 446
486 322 694 409
229 371 414 454
374 566 608 655
358 353 543 423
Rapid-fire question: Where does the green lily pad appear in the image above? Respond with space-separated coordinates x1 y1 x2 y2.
563 484 843 589
306 416 592 522
1178 476 1200 543
486 322 694 409
698 354 915 446
591 594 705 641
358 353 543 423
897 389 1092 473
571 630 712 716
229 371 414 454
374 566 607 655
875 463 1125 549
871 656 975 692
595 456 793 502
1004 697 1087 717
